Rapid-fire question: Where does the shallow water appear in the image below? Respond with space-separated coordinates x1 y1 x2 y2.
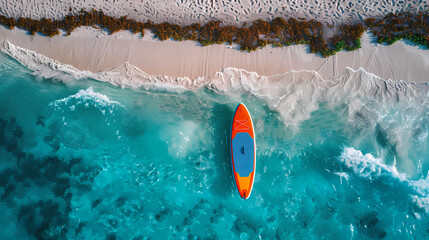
0 53 428 239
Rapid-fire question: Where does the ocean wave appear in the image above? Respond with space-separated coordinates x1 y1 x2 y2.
49 87 125 112
340 147 429 212
3 41 427 97
340 147 406 181
2 41 93 82
2 42 428 176
1 41 199 93
46 87 126 145
1 41 428 238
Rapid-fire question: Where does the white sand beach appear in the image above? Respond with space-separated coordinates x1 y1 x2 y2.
0 0 428 83
1 25 429 83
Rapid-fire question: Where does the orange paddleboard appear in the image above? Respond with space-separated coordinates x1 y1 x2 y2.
230 103 256 199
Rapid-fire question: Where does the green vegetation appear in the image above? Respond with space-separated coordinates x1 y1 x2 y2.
367 12 429 48
0 10 428 56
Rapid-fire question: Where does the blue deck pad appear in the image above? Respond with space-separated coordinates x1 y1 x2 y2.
232 132 255 177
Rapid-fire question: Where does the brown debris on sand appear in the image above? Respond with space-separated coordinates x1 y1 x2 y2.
0 10 427 57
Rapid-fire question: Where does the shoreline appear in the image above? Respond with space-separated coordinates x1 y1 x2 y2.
1 26 429 83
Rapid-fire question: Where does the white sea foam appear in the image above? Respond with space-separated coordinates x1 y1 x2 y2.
340 147 407 181
97 62 200 93
2 41 94 82
3 41 428 135
49 87 125 112
340 147 429 212
3 41 428 126
2 41 428 177
1 41 201 92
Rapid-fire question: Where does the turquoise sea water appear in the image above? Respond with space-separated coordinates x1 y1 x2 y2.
0 52 428 239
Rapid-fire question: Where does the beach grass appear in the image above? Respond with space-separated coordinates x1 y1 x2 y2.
0 10 428 57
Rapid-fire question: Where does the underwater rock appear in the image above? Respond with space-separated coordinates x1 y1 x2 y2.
75 222 87 236
356 211 387 239
36 116 46 127
234 217 258 237
106 233 117 240
115 197 127 208
43 135 61 152
155 208 172 222
0 117 24 155
92 199 102 209
1 183 15 200
275 228 287 240
18 200 68 239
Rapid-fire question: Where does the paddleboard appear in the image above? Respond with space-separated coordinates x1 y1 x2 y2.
230 103 256 199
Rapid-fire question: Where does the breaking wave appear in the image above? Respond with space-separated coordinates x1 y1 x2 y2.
49 87 125 112
340 147 429 212
1 41 428 239
3 41 427 117
2 42 429 142
2 41 428 177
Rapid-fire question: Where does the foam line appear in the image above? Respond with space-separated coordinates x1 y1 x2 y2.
2 41 428 128
340 147 429 212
